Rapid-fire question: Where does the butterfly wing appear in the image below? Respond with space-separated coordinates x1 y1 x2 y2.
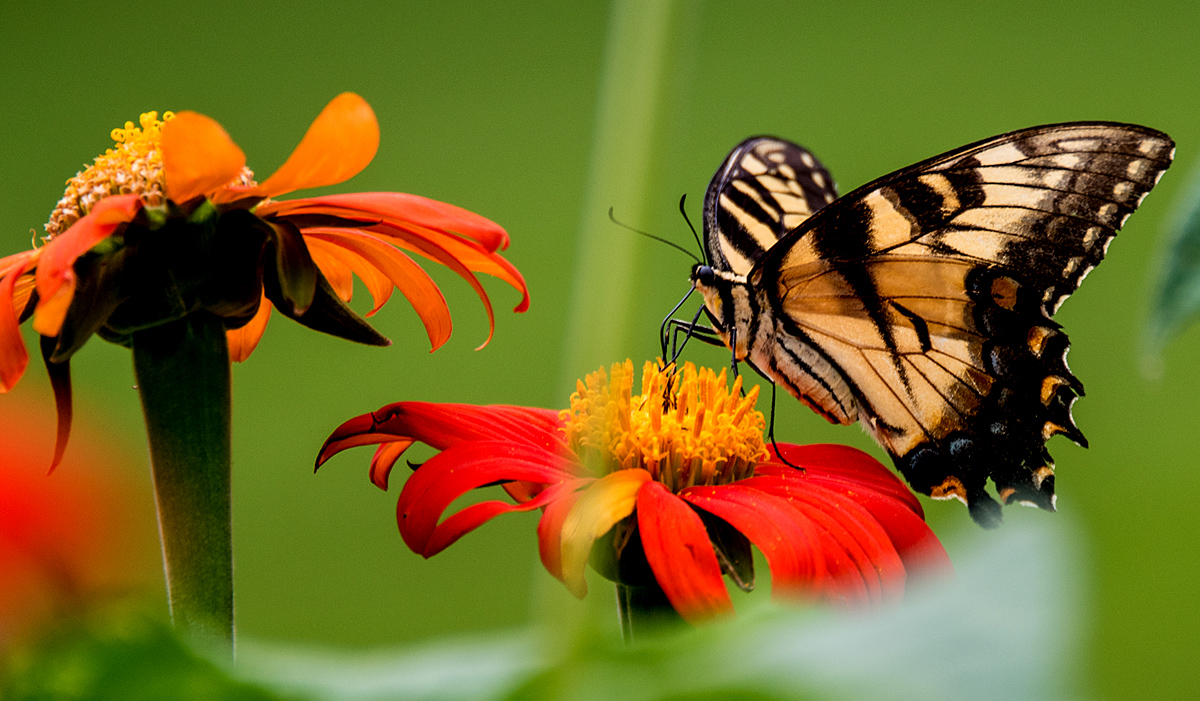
752 122 1173 526
704 137 839 276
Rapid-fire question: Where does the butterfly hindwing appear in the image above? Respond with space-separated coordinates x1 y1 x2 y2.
704 137 839 276
730 123 1173 526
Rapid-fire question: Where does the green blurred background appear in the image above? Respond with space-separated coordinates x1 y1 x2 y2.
2 0 1198 698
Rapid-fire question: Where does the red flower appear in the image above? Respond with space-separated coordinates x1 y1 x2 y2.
317 361 950 623
0 93 528 466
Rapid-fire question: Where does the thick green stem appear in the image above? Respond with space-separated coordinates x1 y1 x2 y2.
133 312 233 653
616 582 683 642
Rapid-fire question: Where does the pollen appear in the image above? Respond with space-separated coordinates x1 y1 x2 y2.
44 111 255 238
560 360 769 491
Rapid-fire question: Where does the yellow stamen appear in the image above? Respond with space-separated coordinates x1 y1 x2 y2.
44 111 256 238
560 360 769 492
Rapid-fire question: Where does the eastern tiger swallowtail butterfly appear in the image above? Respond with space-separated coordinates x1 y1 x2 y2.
684 124 1173 527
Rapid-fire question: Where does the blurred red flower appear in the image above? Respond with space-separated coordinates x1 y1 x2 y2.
0 402 155 648
318 360 951 623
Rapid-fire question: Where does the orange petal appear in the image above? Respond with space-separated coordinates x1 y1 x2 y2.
252 93 379 199
304 231 452 351
305 239 355 302
33 195 141 337
226 295 272 363
559 469 652 599
162 111 246 204
305 236 393 310
0 252 38 392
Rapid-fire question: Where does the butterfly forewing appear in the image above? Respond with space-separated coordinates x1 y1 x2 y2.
704 137 839 276
723 123 1173 526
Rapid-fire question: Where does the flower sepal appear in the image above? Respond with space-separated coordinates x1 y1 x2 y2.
587 516 657 588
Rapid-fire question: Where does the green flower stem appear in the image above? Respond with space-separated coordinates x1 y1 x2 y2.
132 312 233 653
616 582 683 642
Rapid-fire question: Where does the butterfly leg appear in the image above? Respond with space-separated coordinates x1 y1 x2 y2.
767 380 803 472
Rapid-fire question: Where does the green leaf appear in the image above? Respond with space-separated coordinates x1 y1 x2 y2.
1146 161 1200 366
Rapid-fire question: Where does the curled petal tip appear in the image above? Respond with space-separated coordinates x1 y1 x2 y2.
162 111 246 203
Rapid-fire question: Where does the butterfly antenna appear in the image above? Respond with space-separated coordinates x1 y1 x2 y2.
678 194 707 265
609 208 700 264
768 381 803 471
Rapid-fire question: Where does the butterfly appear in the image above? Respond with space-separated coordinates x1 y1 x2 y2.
681 124 1173 527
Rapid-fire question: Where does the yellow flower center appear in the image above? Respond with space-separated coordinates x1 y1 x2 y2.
560 360 768 491
44 111 256 238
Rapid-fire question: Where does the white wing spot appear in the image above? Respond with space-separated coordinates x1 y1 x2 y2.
800 152 816 168
1102 236 1114 255
1098 203 1118 219
825 192 835 203
1083 226 1102 246
1127 160 1146 178
1114 181 1133 199
812 171 827 189
1064 257 1081 275
778 164 797 180
1078 263 1096 282
742 155 768 175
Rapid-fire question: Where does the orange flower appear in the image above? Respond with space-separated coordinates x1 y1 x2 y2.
0 93 528 466
318 361 951 623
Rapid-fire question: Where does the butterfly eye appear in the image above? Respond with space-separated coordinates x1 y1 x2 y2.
694 265 716 287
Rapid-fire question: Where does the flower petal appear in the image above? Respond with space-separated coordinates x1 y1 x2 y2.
316 402 566 468
681 484 827 600
395 440 576 555
251 93 380 199
423 479 585 557
161 111 247 203
538 487 583 582
305 236 393 311
259 192 508 251
0 252 38 392
32 194 142 337
305 238 355 302
636 480 733 622
760 443 924 516
304 230 452 351
370 440 413 490
559 469 652 599
741 475 907 604
226 294 272 363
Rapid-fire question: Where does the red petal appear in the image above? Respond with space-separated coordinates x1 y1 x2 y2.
162 111 246 203
0 251 38 392
250 93 379 199
33 195 141 336
303 230 452 351
395 440 574 555
681 484 826 599
226 294 272 363
369 440 413 490
259 192 508 251
538 487 583 582
636 481 733 622
803 475 952 576
316 402 566 468
741 476 907 604
422 479 584 557
759 443 924 517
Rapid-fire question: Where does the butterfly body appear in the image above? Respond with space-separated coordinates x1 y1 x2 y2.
691 126 1173 526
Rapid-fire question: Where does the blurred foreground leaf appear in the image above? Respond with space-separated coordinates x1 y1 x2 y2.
234 521 1082 701
1146 162 1200 368
2 522 1081 701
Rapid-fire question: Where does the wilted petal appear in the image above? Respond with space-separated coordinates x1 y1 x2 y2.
251 93 379 199
559 469 651 599
226 294 272 363
636 480 733 622
162 111 247 203
33 194 142 337
369 440 413 490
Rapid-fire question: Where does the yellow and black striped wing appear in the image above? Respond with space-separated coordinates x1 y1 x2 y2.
703 137 839 276
755 122 1173 526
